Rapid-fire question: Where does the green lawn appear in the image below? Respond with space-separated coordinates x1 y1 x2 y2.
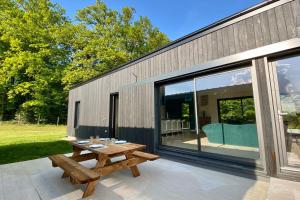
0 123 72 164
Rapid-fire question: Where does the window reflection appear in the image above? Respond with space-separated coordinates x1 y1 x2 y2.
196 68 259 159
160 80 198 150
276 56 300 167
159 67 261 160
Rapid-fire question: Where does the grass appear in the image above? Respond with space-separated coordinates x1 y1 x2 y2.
0 122 72 164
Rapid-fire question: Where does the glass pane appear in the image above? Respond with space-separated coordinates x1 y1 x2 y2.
159 80 198 150
218 98 255 124
276 56 300 167
196 68 260 159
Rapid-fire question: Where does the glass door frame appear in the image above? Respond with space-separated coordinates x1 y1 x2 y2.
267 58 300 173
156 62 266 167
193 78 201 151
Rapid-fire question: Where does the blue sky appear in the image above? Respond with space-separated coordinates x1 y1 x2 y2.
51 0 262 40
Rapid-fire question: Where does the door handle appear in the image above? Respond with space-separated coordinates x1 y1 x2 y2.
278 110 288 116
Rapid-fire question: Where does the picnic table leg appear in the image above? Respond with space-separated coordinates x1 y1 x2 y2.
71 146 82 157
125 152 140 177
95 154 109 169
61 172 69 178
105 158 112 166
81 154 107 198
82 180 98 198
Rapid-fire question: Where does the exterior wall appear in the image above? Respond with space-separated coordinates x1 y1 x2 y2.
67 0 300 154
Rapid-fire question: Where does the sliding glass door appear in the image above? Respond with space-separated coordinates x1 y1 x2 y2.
158 66 261 160
159 80 198 150
195 68 259 159
269 55 300 170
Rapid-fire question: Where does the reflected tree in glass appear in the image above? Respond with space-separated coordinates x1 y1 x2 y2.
219 98 255 124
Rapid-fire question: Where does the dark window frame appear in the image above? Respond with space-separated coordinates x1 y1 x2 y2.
74 101 80 128
109 92 119 138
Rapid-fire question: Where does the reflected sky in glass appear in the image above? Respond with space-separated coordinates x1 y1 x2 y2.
277 56 300 95
165 80 193 95
196 68 252 91
164 68 252 96
276 55 300 113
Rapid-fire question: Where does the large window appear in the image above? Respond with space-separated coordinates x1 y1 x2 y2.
159 67 260 160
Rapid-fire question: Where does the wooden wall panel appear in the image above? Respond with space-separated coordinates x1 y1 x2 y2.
227 25 236 55
192 39 199 65
267 9 280 43
282 2 297 39
67 1 299 137
170 48 179 71
221 27 229 57
201 35 208 63
238 20 249 51
275 6 288 41
291 0 300 38
245 17 256 50
232 23 241 53
260 12 271 46
211 31 218 59
217 29 224 58
253 14 264 47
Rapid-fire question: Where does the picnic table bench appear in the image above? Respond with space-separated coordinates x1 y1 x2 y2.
49 154 100 198
49 140 159 198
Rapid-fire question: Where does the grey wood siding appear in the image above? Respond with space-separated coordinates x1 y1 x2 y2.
67 0 300 137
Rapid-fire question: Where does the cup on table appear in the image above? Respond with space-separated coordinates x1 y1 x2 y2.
90 136 95 143
111 138 116 144
94 135 100 143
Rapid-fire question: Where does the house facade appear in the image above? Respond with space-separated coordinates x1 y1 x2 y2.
67 0 300 181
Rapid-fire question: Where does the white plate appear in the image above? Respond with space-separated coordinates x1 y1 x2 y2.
89 144 105 148
100 138 110 141
77 140 90 144
114 140 127 144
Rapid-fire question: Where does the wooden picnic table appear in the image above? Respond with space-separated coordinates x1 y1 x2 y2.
70 140 147 177
49 139 159 198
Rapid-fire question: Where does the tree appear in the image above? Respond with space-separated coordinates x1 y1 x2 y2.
0 0 170 123
62 0 170 89
0 0 72 122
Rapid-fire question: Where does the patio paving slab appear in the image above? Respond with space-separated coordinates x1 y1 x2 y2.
267 178 300 200
0 156 299 200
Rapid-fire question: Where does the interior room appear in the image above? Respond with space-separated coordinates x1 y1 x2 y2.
160 68 260 160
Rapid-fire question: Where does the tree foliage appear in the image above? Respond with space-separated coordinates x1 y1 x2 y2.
0 0 71 122
62 0 169 89
219 98 256 124
0 0 170 123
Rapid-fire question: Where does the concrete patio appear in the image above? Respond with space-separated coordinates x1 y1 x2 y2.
0 156 299 200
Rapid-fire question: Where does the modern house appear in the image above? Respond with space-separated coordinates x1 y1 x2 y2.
67 0 300 181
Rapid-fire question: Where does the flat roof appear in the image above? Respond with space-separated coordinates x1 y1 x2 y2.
71 0 280 89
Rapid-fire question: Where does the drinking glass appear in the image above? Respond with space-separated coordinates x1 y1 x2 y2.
90 136 95 143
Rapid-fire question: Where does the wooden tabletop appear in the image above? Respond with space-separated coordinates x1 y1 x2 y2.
69 140 146 156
